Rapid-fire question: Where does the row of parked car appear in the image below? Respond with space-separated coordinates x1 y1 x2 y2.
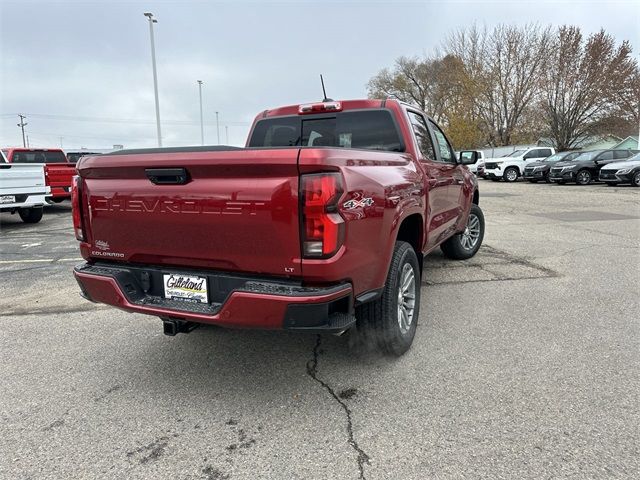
0 147 98 223
465 147 640 186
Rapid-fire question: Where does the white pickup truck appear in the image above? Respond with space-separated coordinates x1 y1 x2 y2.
483 147 555 182
0 160 49 223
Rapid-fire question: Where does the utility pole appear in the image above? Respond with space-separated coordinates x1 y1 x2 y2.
59 137 64 148
197 80 204 145
17 114 27 147
215 111 220 145
26 135 30 148
144 12 162 147
225 125 229 145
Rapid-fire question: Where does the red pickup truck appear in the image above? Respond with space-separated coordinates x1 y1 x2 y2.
72 99 484 355
2 148 75 203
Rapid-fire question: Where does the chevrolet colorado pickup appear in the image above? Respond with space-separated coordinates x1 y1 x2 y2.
0 161 49 223
483 147 555 182
2 148 76 202
72 99 484 355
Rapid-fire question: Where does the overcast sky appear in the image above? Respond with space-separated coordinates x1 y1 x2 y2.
1 0 638 149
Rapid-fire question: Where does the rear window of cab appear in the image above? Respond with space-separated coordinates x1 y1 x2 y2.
10 150 68 163
248 109 404 152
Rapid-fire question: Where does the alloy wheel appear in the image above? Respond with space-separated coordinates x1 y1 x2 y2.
461 213 481 250
577 170 591 185
397 263 416 335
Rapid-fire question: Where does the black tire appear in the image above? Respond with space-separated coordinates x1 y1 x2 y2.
441 204 485 260
503 167 519 182
576 169 592 185
355 241 420 356
556 180 566 185
544 174 552 183
633 171 640 187
18 207 43 223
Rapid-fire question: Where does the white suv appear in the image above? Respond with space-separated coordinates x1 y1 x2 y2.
483 147 555 182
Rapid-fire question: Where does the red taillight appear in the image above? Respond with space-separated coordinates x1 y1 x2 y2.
301 173 344 258
71 175 84 241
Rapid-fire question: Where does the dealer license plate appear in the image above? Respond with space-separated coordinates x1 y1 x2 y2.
163 273 208 303
0 195 16 204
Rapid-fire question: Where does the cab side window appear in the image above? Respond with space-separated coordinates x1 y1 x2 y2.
598 151 614 161
428 120 455 164
407 111 436 161
614 150 631 159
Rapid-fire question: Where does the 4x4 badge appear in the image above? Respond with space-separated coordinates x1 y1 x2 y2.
343 197 374 210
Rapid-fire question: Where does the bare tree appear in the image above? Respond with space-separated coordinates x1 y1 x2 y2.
446 23 552 146
367 54 483 147
612 67 640 136
367 56 445 122
540 27 638 150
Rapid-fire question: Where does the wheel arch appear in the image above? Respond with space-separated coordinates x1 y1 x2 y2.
395 213 424 272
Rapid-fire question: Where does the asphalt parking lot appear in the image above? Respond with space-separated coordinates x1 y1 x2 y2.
1 180 638 480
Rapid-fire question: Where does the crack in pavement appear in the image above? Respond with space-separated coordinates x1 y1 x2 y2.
0 305 109 317
480 244 559 277
306 335 370 480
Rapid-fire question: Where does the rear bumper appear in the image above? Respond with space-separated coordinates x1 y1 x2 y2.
48 186 71 199
74 262 355 332
0 191 48 210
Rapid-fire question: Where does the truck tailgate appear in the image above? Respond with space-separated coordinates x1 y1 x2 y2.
45 163 76 189
0 163 47 195
77 149 302 277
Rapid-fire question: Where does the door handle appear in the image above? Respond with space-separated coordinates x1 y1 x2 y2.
145 168 190 185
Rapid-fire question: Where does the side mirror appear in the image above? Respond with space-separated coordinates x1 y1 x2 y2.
458 151 478 165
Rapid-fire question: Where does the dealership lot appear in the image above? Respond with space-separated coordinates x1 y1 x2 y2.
0 181 638 479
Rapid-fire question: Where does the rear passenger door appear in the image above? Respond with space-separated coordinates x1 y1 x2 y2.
428 119 465 233
406 109 460 249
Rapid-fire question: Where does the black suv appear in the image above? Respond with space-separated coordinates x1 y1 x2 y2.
548 149 638 185
523 151 581 183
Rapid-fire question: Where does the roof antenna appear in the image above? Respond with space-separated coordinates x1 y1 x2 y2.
320 74 333 102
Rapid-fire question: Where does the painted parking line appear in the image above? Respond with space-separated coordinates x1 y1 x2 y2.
0 258 81 265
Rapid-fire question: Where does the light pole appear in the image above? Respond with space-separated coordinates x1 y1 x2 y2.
144 12 162 147
197 80 204 145
215 111 220 145
225 125 229 145
17 114 27 147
